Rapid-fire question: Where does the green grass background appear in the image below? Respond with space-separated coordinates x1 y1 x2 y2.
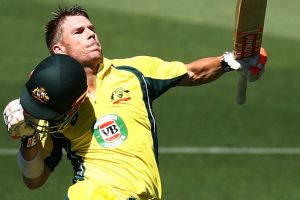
0 0 299 199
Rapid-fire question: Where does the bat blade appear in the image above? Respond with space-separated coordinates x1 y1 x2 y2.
233 0 267 105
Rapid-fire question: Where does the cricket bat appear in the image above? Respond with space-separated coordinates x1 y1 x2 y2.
233 0 268 105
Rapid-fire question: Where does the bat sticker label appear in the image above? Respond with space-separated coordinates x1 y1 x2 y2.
234 27 263 58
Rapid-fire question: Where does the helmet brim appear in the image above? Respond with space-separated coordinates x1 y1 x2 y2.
20 86 61 120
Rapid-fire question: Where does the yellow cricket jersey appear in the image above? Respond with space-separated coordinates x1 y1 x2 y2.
40 56 187 200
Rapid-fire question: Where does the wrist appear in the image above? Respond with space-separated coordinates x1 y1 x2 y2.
21 132 40 148
221 51 241 72
220 58 234 72
20 144 39 161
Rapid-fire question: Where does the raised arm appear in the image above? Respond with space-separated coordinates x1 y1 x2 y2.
179 48 267 86
179 56 224 86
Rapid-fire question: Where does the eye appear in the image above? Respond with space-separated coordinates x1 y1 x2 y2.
74 27 84 34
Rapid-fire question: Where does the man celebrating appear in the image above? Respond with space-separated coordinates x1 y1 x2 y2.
3 5 267 200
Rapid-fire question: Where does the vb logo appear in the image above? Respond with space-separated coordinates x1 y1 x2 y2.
99 120 121 142
93 114 128 148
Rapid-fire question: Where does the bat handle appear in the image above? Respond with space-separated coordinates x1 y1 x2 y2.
236 72 247 105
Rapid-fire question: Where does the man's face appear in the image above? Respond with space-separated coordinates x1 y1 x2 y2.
57 15 103 67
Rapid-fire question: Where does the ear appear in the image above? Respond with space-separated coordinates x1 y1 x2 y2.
52 43 66 54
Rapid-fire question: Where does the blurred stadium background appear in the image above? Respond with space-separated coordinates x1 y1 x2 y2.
0 0 299 199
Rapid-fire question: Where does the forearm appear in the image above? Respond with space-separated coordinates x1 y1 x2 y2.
20 145 39 160
179 56 225 86
18 145 50 189
22 167 50 190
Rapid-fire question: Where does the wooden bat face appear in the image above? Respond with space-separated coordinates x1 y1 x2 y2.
233 0 267 59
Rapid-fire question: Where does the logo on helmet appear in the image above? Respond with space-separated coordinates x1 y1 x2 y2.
32 87 50 104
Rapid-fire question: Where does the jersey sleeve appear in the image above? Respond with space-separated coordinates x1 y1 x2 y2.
39 134 64 172
111 56 187 99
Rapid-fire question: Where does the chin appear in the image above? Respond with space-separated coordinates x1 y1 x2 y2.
85 56 102 68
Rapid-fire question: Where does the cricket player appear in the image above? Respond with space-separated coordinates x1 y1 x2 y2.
3 6 267 200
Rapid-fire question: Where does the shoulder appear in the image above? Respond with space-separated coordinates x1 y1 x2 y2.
104 56 187 80
110 56 163 67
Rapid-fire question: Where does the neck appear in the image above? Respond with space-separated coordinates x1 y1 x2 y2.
84 66 98 98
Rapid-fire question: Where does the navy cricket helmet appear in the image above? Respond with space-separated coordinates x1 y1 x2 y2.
20 54 87 134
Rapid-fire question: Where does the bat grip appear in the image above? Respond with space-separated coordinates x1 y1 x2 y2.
236 72 247 105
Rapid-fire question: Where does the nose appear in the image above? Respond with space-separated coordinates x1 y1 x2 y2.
88 32 95 40
86 27 96 40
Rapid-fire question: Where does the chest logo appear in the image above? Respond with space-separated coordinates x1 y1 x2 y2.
93 114 128 148
111 87 131 104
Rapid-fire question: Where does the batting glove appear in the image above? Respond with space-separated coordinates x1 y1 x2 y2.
3 98 35 139
221 47 268 81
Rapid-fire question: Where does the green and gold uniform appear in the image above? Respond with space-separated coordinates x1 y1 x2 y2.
40 56 187 200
